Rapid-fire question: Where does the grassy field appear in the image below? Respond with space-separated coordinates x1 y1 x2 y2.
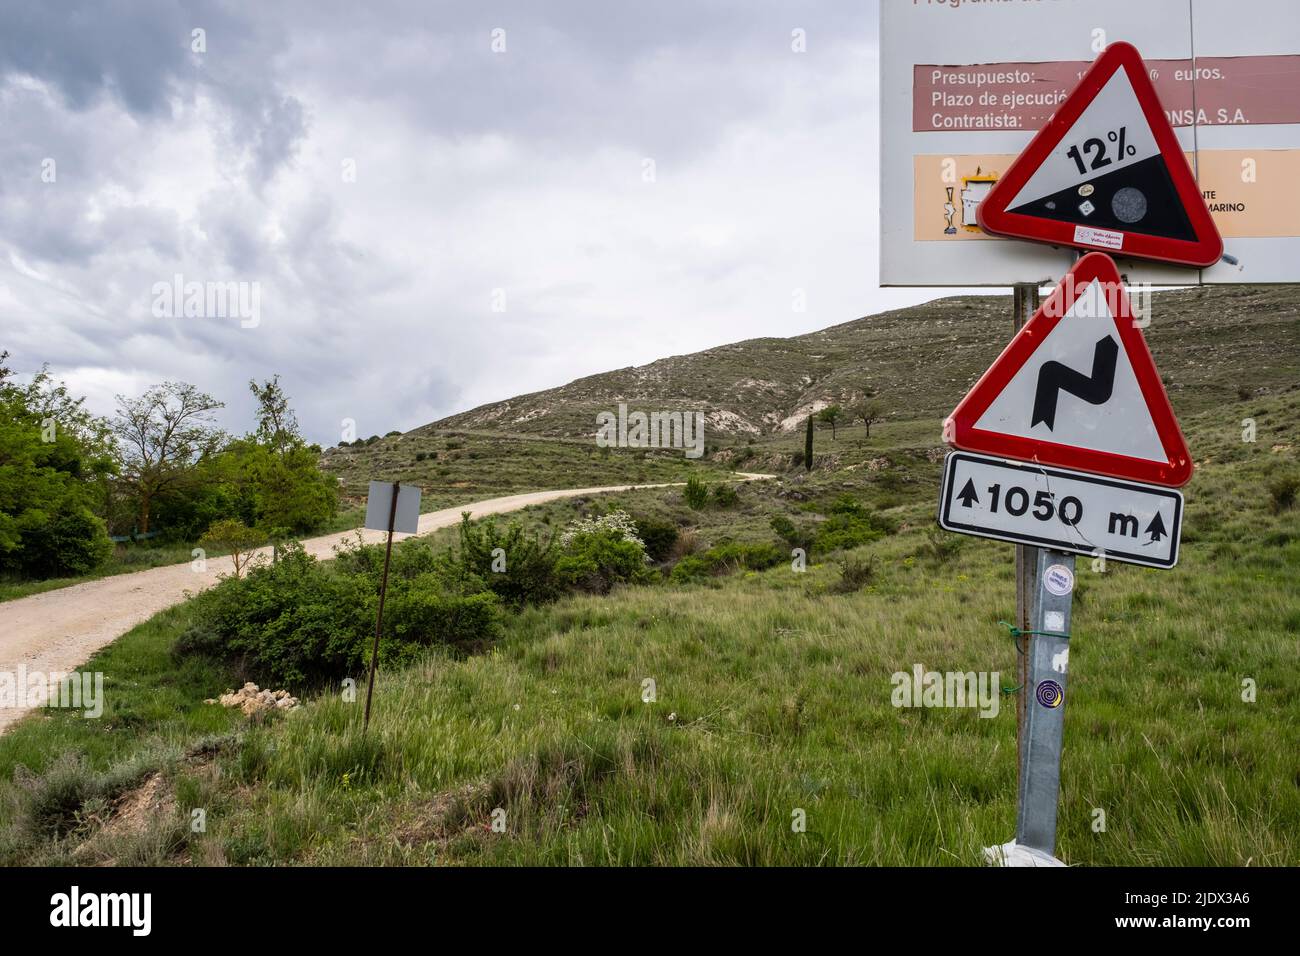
1 389 1295 866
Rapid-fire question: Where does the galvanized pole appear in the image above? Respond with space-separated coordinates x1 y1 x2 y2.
1015 548 1075 855
1011 283 1041 780
363 480 401 732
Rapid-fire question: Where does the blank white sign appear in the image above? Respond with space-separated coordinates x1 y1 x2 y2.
364 481 422 535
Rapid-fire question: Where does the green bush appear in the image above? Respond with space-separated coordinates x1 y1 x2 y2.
177 542 501 688
814 495 895 553
384 578 502 660
831 555 876 593
19 506 113 578
770 514 815 552
712 484 739 508
1269 474 1299 514
443 514 560 607
683 476 710 510
670 541 783 582
632 514 680 562
555 530 651 594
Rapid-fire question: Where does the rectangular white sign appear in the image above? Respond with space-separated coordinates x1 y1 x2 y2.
364 480 422 535
880 0 1300 285
937 452 1182 569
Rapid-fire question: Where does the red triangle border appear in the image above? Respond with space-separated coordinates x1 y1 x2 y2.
976 42 1223 269
944 253 1193 487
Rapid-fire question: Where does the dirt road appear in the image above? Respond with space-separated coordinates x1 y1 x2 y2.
0 476 772 733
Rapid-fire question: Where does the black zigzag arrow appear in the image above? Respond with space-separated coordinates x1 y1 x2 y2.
1031 335 1119 431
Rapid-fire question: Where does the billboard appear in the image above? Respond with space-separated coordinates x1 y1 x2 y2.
880 0 1300 286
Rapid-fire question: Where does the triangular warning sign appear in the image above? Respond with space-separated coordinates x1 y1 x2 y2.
976 42 1223 268
944 253 1192 487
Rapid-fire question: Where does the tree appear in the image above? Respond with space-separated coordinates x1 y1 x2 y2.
114 382 225 535
0 353 114 577
817 404 844 440
240 377 338 533
249 375 300 457
855 400 886 439
804 415 814 472
199 518 266 577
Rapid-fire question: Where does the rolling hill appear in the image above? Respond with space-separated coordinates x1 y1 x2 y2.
415 285 1300 441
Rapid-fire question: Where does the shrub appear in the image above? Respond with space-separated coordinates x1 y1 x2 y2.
712 484 739 508
177 542 501 688
1269 474 1299 514
683 476 710 510
559 510 644 548
770 514 815 552
384 578 502 661
814 495 895 552
632 514 680 562
555 530 651 594
415 452 428 462
444 514 559 608
831 556 876 593
670 528 700 561
18 507 113 578
923 526 962 563
670 541 783 582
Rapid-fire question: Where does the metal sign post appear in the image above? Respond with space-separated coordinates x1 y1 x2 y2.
360 479 421 732
363 480 400 732
1012 282 1040 783
1015 549 1075 855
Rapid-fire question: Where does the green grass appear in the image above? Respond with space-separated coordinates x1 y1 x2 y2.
1 391 1296 866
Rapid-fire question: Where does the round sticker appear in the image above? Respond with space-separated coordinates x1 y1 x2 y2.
1078 183 1095 197
1043 564 1074 596
1036 679 1064 709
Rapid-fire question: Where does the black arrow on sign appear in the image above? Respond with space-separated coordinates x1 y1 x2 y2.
1031 335 1120 430
956 478 979 508
1144 511 1167 543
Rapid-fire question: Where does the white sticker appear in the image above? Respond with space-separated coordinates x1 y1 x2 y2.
1043 564 1075 596
1045 610 1066 632
1073 224 1124 250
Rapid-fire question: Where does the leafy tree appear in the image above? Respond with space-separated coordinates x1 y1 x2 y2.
199 518 266 577
113 382 225 535
248 375 299 456
817 404 844 440
240 378 338 533
0 353 114 577
854 400 886 439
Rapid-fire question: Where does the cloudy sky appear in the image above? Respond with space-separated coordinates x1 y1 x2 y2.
0 0 936 445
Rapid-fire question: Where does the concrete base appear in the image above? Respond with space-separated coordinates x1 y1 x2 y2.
983 840 1066 867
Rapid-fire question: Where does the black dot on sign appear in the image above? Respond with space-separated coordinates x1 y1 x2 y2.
1111 186 1148 224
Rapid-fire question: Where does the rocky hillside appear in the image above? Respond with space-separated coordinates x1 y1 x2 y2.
418 285 1299 441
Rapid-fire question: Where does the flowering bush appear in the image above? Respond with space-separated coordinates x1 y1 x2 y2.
556 510 651 594
559 510 645 549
